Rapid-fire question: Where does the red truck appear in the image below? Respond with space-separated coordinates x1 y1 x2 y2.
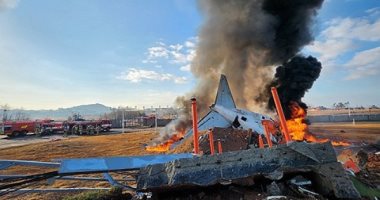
2 121 38 137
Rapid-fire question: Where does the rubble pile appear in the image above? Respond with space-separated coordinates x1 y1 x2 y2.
137 142 360 199
171 128 261 154
141 125 379 199
199 127 253 154
356 143 380 190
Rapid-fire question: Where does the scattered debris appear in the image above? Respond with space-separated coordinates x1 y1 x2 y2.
344 159 361 174
267 182 282 196
289 175 312 186
356 148 380 189
199 127 252 154
266 196 287 200
137 142 360 199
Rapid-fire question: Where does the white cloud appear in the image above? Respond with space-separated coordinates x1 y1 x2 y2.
185 41 195 48
344 47 380 80
180 64 191 72
142 37 197 69
173 76 187 84
366 7 380 17
169 44 183 51
322 18 380 41
0 0 19 10
170 50 188 63
306 39 355 62
117 68 187 84
147 46 169 59
306 14 380 77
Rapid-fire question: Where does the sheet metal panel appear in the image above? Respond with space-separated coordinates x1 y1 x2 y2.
59 153 193 174
0 160 60 170
0 188 111 194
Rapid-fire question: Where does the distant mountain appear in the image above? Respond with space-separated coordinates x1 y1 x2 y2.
6 103 112 120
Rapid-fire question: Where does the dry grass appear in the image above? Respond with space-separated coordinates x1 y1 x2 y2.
309 122 380 143
0 130 161 200
0 131 159 162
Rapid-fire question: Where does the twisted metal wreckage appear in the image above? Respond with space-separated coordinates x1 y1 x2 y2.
0 75 360 199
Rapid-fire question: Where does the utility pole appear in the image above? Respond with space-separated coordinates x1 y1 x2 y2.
122 108 125 134
348 107 351 117
155 107 158 133
2 109 6 134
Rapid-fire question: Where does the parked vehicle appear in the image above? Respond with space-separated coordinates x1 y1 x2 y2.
0 119 112 137
2 121 38 137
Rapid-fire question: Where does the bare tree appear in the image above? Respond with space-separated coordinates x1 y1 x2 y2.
14 111 30 121
333 102 349 110
1 104 11 121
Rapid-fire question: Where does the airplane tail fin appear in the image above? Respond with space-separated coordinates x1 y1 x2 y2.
214 74 236 109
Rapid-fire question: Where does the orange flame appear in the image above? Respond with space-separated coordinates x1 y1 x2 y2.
286 102 308 141
145 131 184 152
286 102 350 146
331 141 351 146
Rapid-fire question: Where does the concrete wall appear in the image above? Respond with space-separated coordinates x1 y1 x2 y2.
308 114 380 123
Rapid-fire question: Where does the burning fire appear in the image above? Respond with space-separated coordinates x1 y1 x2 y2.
145 131 185 152
331 140 351 146
286 102 309 141
286 102 350 146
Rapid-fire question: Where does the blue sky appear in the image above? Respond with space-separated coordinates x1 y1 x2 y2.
0 0 379 109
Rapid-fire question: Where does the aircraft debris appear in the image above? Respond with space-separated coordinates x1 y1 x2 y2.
137 142 360 199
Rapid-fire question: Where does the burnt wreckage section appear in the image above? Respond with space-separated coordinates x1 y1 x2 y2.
137 142 360 199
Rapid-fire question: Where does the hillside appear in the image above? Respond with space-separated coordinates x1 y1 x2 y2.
6 103 112 120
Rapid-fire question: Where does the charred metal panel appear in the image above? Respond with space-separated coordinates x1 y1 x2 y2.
59 154 193 174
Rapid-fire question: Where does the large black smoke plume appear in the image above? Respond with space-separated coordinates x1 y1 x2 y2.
160 0 324 139
266 55 322 119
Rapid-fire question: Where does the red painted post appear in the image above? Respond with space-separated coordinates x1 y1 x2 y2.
258 135 264 149
262 120 273 148
208 128 215 155
191 97 200 154
217 140 223 154
271 87 291 143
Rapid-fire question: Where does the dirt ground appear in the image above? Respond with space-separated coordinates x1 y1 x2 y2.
309 122 380 143
0 130 160 163
0 129 161 200
0 134 78 150
0 122 379 199
0 128 143 149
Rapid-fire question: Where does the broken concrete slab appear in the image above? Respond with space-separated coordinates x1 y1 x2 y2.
137 142 360 199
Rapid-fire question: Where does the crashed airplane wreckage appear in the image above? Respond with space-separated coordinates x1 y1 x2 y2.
138 142 360 199
0 75 361 199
